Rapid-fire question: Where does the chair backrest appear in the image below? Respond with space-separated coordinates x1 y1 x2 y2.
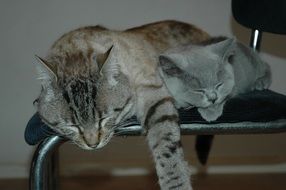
232 0 286 34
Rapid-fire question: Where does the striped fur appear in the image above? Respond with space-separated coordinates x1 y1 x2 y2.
35 20 210 190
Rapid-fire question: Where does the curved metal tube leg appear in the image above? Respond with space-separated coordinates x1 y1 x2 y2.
29 136 66 190
47 149 60 190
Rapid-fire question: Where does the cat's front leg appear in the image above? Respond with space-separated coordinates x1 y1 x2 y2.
137 86 192 190
147 120 191 190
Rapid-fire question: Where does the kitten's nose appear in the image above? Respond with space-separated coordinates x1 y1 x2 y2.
210 98 217 104
83 129 100 148
207 92 217 104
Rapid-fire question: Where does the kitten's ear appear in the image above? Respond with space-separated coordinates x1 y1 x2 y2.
209 38 236 63
34 55 57 86
98 46 120 85
159 54 184 77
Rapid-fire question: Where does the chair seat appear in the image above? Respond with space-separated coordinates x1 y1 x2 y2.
25 90 286 145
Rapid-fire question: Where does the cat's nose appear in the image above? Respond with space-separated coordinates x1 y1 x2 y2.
207 92 217 104
210 98 217 104
83 129 100 148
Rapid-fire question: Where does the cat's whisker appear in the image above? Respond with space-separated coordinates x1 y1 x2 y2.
108 134 127 143
39 124 56 136
66 141 78 147
184 105 194 110
108 138 123 145
114 131 125 135
114 131 127 136
67 124 79 127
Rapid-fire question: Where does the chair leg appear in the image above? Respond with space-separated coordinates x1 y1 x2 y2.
47 149 60 190
250 29 263 51
195 135 214 165
29 136 66 190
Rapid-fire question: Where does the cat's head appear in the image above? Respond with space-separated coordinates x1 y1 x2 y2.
159 38 236 109
34 46 133 150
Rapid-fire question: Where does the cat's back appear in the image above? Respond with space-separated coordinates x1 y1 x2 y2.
49 20 209 58
50 25 112 54
45 21 209 84
125 20 209 52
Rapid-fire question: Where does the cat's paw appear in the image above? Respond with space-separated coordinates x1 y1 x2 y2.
254 76 271 90
254 68 271 90
198 104 224 122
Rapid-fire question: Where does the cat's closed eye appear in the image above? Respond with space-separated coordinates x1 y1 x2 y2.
68 124 83 134
215 82 223 89
193 89 205 93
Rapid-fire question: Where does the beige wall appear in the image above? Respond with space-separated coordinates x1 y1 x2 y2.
0 0 285 178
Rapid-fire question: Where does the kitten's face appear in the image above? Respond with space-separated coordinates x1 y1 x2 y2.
35 47 133 150
178 58 234 108
159 38 235 109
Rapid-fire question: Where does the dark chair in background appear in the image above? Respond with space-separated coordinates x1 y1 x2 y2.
25 0 286 189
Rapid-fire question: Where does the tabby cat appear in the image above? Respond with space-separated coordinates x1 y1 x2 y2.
34 20 209 190
159 37 271 121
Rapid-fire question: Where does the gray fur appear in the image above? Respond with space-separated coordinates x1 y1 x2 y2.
159 37 271 121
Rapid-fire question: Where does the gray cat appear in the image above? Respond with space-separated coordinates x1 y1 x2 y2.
159 37 271 121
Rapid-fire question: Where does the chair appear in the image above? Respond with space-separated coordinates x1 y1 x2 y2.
25 0 286 189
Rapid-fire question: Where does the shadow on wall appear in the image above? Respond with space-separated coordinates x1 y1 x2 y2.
230 17 286 59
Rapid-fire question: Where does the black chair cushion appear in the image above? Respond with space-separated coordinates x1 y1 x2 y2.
25 90 286 145
232 0 286 34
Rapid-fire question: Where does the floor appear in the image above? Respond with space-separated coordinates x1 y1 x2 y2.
1 174 286 190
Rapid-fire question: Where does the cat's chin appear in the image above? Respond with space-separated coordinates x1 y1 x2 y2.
75 141 110 150
71 133 113 150
197 103 224 122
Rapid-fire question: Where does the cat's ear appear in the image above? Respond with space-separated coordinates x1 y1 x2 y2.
94 45 113 72
97 45 120 85
209 38 236 64
221 39 236 64
159 54 184 77
34 55 57 86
